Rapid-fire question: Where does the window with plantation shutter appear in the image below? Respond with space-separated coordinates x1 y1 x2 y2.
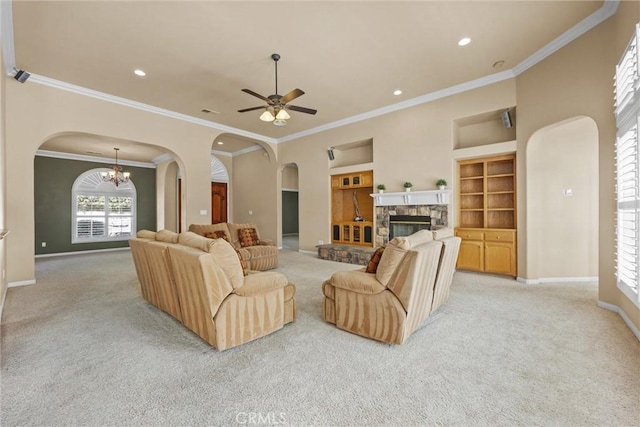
72 169 137 244
615 23 640 306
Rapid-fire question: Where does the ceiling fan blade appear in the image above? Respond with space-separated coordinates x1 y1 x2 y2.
280 88 305 104
241 88 272 104
238 106 266 113
288 105 317 115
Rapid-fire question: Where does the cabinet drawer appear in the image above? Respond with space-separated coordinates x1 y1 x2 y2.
484 230 514 243
456 229 484 241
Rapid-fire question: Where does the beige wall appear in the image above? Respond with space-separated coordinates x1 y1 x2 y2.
278 79 517 251
527 117 598 279
282 164 299 190
515 3 639 329
231 148 278 242
3 79 274 284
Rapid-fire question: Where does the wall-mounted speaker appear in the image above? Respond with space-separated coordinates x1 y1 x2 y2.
14 69 30 83
501 110 512 128
328 148 335 161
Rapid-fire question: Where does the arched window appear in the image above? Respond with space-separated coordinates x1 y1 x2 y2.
71 169 137 243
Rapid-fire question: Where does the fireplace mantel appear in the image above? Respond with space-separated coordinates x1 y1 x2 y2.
370 190 450 206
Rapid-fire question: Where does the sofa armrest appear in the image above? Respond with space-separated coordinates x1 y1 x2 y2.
234 271 289 297
325 270 386 295
258 239 274 246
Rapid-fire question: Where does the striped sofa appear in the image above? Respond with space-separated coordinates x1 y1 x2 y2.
189 222 278 271
129 230 296 350
322 228 461 344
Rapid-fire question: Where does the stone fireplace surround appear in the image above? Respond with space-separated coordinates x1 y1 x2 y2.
372 189 450 246
376 204 448 246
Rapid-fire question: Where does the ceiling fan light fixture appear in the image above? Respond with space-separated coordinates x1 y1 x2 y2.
273 119 287 126
275 109 290 120
260 110 275 122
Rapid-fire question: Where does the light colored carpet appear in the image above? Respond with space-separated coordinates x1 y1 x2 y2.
1 249 639 426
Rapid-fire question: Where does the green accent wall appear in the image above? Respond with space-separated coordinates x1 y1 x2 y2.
34 156 156 255
282 190 299 235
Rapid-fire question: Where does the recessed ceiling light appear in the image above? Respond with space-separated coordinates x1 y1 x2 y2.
134 69 146 77
493 60 505 69
393 89 402 96
458 37 471 46
201 108 220 114
217 141 224 145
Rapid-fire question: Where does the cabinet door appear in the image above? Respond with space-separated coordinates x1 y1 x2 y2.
457 241 484 271
484 242 516 276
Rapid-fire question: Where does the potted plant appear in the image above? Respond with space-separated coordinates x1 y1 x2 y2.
377 184 386 194
404 182 413 192
436 179 447 190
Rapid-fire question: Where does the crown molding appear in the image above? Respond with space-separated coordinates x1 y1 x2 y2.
4 1 619 145
35 149 156 168
26 73 278 145
152 153 173 164
211 149 232 158
278 69 515 143
513 0 619 75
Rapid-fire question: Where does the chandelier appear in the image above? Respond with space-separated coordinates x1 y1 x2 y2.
101 148 130 187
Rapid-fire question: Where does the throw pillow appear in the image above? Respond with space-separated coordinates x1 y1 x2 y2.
235 249 249 276
204 230 229 241
365 246 386 274
238 228 259 248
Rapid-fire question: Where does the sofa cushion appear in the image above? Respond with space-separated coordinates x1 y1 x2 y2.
156 229 179 243
235 249 249 276
375 230 433 287
227 222 261 249
207 239 246 289
179 232 244 289
365 246 386 274
189 223 232 242
205 229 230 241
136 229 157 239
238 227 259 248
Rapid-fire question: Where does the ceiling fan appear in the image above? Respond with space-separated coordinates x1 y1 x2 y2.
238 53 317 126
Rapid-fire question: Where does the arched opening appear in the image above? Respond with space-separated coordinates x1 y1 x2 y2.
34 131 180 254
281 163 299 250
526 116 599 282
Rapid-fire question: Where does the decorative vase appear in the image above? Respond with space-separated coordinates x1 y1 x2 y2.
438 185 445 190
405 187 411 192
379 189 384 194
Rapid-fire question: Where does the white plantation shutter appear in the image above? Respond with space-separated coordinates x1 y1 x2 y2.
615 23 640 305
72 169 137 243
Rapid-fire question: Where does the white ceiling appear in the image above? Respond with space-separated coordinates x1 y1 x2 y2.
8 1 611 162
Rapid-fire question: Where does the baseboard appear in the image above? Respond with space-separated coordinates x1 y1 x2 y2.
517 276 598 285
298 249 317 255
8 279 36 288
597 300 640 341
35 247 130 259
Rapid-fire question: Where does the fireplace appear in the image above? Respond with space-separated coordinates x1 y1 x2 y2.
389 215 431 239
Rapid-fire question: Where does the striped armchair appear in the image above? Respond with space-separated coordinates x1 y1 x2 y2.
322 229 460 344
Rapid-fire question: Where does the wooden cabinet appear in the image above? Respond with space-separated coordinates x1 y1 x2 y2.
332 172 373 189
456 154 517 276
331 171 374 247
455 228 516 276
332 221 373 245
